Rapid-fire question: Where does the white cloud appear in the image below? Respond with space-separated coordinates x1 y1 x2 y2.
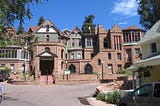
111 0 138 16
119 22 128 25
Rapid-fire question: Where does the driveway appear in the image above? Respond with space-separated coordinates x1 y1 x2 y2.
1 83 101 106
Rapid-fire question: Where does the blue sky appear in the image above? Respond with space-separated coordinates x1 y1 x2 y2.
15 0 142 31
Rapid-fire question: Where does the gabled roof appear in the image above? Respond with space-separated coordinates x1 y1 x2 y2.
38 19 61 33
139 20 160 44
28 26 39 34
110 24 122 33
37 50 58 57
72 26 81 33
28 19 61 34
123 26 145 31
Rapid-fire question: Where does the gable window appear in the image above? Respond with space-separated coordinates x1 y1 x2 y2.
151 42 157 53
46 35 50 42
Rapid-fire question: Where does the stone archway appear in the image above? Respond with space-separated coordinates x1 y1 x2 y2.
84 63 93 74
68 64 76 73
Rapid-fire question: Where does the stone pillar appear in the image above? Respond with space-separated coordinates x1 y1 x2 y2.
53 57 58 83
35 57 40 84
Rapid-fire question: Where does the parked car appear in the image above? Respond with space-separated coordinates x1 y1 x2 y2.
118 82 160 106
0 70 9 81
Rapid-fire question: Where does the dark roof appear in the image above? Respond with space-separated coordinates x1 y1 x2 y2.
28 26 39 34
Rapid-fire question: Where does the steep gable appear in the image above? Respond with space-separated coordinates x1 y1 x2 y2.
110 24 122 33
37 19 60 33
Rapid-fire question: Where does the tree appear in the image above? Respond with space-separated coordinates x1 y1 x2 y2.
138 0 160 29
0 0 48 33
17 22 25 34
82 14 96 34
37 16 45 26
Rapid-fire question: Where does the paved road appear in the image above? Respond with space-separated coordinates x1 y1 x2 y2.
1 83 101 106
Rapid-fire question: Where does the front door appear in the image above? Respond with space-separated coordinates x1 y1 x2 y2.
40 56 54 83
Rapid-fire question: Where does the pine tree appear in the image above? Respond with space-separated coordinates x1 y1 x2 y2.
82 14 96 34
37 16 45 26
138 0 160 29
17 22 25 35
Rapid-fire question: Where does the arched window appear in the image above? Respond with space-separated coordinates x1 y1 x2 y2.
46 35 50 42
61 50 64 59
85 63 93 74
69 64 76 73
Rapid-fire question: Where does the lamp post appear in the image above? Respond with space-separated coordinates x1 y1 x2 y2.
101 60 104 80
65 61 68 80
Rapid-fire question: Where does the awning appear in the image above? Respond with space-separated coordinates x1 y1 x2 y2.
127 54 160 71
133 55 160 67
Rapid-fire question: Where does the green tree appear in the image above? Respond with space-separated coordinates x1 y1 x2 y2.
0 0 48 33
17 22 25 34
138 0 160 29
37 16 45 26
82 14 96 34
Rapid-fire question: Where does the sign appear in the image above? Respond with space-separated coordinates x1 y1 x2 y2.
64 70 70 75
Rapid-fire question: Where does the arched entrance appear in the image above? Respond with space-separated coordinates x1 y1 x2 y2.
85 63 93 74
40 56 54 75
68 64 76 73
37 47 58 84
39 56 54 84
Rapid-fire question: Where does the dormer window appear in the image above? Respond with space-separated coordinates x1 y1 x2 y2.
46 35 50 42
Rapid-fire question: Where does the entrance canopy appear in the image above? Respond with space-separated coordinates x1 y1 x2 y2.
36 48 58 58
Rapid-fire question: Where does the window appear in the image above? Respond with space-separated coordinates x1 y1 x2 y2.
126 49 132 61
78 38 81 46
117 53 121 60
70 53 74 59
154 83 160 98
108 64 113 74
151 42 157 53
133 84 152 97
61 50 64 59
10 64 15 72
61 61 64 69
135 48 140 55
108 53 111 59
77 53 81 59
86 38 92 46
46 35 50 42
117 65 122 70
72 38 75 47
98 59 101 65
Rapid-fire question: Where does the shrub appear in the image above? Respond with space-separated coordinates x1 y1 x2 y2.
96 92 105 101
117 69 132 76
106 91 120 104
